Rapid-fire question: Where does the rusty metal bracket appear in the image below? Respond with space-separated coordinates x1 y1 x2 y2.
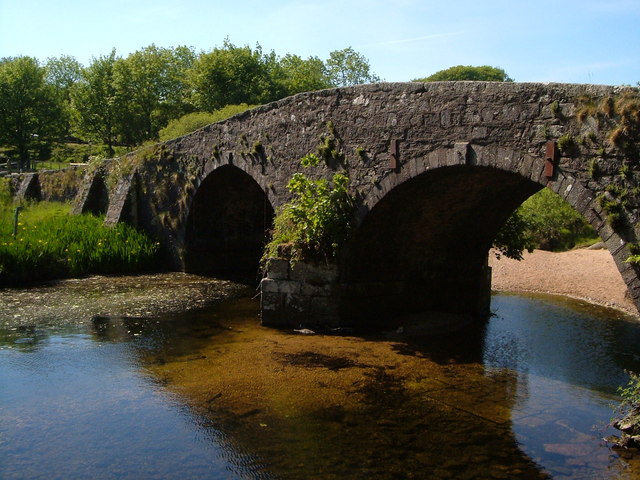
544 141 557 178
388 139 399 172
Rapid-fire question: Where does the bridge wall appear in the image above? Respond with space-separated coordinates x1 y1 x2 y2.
72 82 640 327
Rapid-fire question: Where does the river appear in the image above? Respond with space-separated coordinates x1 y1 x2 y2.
1 275 640 479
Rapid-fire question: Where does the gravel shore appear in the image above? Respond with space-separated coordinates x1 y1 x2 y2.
489 247 638 318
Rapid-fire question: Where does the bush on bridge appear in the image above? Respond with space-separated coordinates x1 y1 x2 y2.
263 153 354 266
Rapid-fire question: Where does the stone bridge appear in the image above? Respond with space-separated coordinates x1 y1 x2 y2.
68 81 640 328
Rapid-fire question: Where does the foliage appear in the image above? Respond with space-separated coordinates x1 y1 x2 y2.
0 56 65 170
158 104 255 141
414 65 513 82
49 142 94 164
71 49 121 156
113 44 195 145
0 177 12 204
45 55 83 136
274 54 332 95
495 188 598 259
326 47 380 87
616 371 640 417
263 153 354 265
188 40 275 112
518 188 598 251
0 201 159 284
492 209 535 260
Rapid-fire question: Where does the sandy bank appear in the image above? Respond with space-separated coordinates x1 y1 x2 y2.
489 248 638 318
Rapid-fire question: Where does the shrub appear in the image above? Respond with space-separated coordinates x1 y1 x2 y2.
159 104 256 142
263 153 354 265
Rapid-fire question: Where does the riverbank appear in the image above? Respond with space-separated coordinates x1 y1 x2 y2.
489 247 638 318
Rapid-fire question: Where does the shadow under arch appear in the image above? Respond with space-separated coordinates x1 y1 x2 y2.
83 174 109 215
341 165 542 327
184 164 274 278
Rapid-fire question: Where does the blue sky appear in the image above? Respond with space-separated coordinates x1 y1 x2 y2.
1 0 638 85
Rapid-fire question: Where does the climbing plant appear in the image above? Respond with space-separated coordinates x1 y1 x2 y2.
263 153 354 265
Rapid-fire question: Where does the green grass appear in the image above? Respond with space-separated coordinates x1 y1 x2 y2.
0 201 160 285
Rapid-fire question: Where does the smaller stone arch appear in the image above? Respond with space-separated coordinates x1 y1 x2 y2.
182 163 274 277
71 170 109 216
15 173 41 202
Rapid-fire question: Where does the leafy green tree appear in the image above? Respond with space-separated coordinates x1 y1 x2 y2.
326 47 380 87
113 44 195 145
275 54 331 96
414 65 513 82
45 55 83 136
188 40 274 111
492 209 535 260
517 188 597 251
45 55 83 99
71 50 121 156
0 56 64 170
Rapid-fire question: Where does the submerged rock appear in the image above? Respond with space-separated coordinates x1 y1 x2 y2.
610 406 640 451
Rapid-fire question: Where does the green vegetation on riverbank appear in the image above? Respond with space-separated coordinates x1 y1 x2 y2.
0 201 160 285
517 188 599 251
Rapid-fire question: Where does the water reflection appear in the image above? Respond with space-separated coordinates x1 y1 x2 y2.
1 292 640 479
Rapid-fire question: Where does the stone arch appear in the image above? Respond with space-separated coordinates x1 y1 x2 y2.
183 163 274 277
72 171 109 216
15 173 41 201
344 143 639 325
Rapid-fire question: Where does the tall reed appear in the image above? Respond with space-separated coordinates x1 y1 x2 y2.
0 201 160 285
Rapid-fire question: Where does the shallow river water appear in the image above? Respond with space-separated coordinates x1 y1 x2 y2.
2 276 640 479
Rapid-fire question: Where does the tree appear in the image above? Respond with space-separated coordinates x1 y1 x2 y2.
326 47 380 87
71 50 121 156
0 56 64 170
45 55 83 99
45 55 83 136
275 54 331 96
414 65 513 82
113 45 195 145
188 40 274 111
517 188 596 251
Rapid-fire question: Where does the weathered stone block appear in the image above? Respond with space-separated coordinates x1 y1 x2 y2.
265 258 290 280
261 278 300 295
289 262 338 285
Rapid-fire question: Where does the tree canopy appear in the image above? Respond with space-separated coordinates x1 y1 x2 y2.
414 65 513 82
0 56 64 169
0 41 379 164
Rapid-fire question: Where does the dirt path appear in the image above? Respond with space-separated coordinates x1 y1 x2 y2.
489 247 638 317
